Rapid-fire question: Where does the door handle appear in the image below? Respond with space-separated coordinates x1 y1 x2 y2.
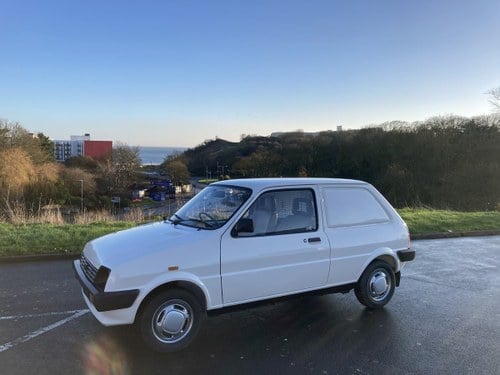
308 237 321 243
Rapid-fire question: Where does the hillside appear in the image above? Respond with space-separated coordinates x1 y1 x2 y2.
179 115 500 211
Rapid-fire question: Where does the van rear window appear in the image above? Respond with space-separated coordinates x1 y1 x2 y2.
323 187 389 227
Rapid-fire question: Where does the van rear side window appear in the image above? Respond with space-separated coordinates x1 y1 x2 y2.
323 187 389 227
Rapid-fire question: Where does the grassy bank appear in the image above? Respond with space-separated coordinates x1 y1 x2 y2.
0 222 136 257
398 209 500 235
0 209 499 257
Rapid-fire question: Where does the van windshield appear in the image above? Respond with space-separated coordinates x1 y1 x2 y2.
170 185 251 229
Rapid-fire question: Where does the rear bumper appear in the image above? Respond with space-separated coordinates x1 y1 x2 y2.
73 260 139 312
397 249 416 262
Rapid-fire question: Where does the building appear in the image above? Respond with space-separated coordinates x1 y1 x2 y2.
83 140 113 160
53 134 112 162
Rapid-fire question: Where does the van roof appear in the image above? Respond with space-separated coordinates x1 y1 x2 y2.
212 177 367 191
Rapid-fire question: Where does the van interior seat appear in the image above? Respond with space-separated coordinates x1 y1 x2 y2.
276 197 316 232
251 196 278 235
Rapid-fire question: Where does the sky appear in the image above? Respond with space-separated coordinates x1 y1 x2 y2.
1 0 500 147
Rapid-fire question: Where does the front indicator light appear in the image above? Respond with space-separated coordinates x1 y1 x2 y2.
94 266 111 291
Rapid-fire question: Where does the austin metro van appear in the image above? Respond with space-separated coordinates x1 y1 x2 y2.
73 178 415 352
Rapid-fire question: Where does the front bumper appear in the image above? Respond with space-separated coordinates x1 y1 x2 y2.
73 260 139 312
397 249 416 262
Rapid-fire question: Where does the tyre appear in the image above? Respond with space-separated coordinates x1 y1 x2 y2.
139 288 204 352
354 260 395 309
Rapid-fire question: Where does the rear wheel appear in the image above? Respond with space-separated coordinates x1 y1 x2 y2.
355 261 395 309
139 289 204 352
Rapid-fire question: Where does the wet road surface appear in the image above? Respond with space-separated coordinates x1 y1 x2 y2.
0 236 499 374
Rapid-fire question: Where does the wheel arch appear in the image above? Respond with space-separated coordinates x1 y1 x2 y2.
373 254 401 286
356 249 400 283
135 280 208 323
374 254 397 271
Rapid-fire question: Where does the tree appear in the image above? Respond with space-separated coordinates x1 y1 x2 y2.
59 166 97 208
0 121 63 220
65 156 100 173
163 160 190 186
0 120 54 163
22 162 64 210
488 87 500 112
232 148 282 177
0 148 36 197
98 144 142 196
0 123 10 150
36 132 55 161
0 148 37 219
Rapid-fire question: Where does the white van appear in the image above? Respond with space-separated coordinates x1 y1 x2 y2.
74 178 414 352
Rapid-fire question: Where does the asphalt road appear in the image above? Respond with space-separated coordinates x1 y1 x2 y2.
1 236 499 375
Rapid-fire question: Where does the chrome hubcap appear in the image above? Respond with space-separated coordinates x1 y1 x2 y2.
152 301 193 343
369 270 391 301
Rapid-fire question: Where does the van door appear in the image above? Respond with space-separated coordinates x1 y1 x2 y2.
220 188 330 304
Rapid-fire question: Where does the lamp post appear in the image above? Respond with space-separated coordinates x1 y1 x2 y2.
77 179 84 213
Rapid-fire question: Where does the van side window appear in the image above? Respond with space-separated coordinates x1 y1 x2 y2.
323 187 389 227
235 189 317 237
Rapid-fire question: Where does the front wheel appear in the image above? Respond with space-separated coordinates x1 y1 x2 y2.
139 289 204 352
355 261 395 309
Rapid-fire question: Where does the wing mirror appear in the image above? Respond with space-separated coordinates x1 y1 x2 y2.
231 218 254 237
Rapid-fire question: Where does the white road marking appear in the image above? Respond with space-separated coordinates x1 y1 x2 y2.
0 309 89 353
0 309 88 321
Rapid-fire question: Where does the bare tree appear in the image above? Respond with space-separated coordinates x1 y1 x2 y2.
98 143 141 195
163 160 190 186
487 87 500 112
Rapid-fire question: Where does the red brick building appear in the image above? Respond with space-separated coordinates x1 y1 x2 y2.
83 140 113 160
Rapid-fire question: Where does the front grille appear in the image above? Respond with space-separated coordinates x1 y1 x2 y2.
80 254 98 283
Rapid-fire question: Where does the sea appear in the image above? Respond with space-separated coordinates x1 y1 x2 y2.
138 146 187 165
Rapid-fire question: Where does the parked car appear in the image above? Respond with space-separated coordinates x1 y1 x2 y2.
73 178 415 352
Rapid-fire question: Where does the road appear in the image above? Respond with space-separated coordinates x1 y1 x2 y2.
0 236 499 374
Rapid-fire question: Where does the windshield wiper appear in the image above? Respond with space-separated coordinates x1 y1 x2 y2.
186 217 215 228
168 214 185 225
169 214 214 228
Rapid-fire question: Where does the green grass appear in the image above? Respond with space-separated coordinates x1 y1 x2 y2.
0 209 499 257
0 222 137 257
197 178 218 184
398 208 500 235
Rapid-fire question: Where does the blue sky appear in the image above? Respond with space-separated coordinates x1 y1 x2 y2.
1 0 499 147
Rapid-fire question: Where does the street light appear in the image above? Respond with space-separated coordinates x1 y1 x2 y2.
77 179 84 213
